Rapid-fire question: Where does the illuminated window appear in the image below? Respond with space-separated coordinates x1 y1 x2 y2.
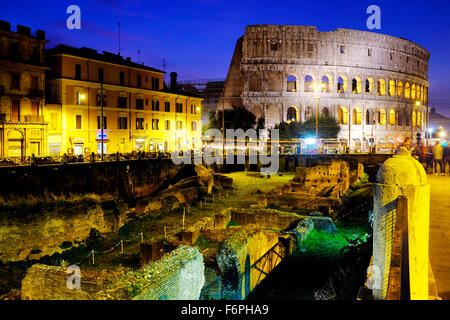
353 108 362 125
411 84 416 100
366 78 374 93
152 119 159 130
378 109 387 126
136 118 144 130
397 82 404 97
352 78 361 94
338 107 348 125
412 111 416 127
287 75 298 92
377 79 386 96
389 80 396 97
165 120 170 130
389 109 396 126
287 107 298 122
76 115 82 129
304 75 313 92
405 83 411 99
337 76 346 93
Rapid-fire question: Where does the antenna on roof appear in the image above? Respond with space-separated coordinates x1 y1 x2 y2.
118 22 121 55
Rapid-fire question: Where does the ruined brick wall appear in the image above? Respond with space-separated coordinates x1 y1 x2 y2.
21 264 125 300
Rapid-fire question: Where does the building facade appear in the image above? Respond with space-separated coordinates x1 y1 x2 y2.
0 21 48 159
221 25 430 148
45 45 202 156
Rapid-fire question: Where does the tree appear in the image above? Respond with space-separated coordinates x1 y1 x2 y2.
298 116 340 139
208 106 256 131
274 121 301 140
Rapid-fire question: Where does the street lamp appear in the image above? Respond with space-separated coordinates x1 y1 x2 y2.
312 83 325 141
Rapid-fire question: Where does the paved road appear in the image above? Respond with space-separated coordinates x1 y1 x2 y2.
428 174 450 300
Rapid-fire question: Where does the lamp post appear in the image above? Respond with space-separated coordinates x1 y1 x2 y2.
312 83 325 141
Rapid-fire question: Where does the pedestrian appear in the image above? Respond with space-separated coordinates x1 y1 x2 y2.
400 137 412 152
444 145 450 175
432 141 445 175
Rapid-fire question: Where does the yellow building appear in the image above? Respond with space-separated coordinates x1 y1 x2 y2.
45 45 202 156
0 21 48 159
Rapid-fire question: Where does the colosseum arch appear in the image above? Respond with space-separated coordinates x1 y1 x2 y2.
405 83 411 99
337 76 347 93
366 78 374 94
322 107 330 117
366 109 372 125
338 106 348 125
412 111 417 127
389 109 396 126
321 75 332 93
304 75 314 92
286 106 299 122
416 111 422 128
378 108 387 125
397 82 404 97
411 84 416 100
389 80 396 97
250 105 263 120
352 107 362 125
377 79 386 96
397 110 403 126
352 77 362 94
266 105 280 125
305 106 313 119
268 71 282 92
286 74 298 92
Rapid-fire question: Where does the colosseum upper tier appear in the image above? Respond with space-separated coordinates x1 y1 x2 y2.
220 25 430 148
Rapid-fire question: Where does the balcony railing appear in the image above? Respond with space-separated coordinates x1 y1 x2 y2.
24 115 45 123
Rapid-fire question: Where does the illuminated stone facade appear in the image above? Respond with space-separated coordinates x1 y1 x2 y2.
45 45 202 156
221 25 430 148
0 21 48 158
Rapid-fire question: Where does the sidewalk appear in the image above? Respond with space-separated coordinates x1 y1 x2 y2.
428 174 450 300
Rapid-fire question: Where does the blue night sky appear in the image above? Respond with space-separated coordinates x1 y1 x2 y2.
2 0 450 116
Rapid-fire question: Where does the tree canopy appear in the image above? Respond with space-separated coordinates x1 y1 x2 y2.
274 116 340 140
208 106 262 131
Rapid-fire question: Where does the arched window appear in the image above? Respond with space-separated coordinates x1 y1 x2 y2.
338 107 348 124
405 83 411 99
304 75 314 92
397 111 403 126
389 109 396 126
352 77 361 94
378 109 387 125
397 82 404 97
322 107 329 117
321 75 331 93
411 84 416 100
366 109 371 125
389 80 396 97
417 112 421 128
353 107 362 125
405 110 410 126
412 111 416 127
287 106 298 122
378 79 386 96
287 75 298 92
337 76 347 93
366 78 374 93
421 86 424 104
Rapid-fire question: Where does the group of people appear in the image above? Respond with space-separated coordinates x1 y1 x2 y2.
402 137 450 175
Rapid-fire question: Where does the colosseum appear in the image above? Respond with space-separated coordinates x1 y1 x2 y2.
220 25 430 149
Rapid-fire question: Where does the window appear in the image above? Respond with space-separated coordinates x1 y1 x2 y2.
137 75 142 88
307 43 314 52
76 92 86 105
287 107 298 122
96 94 106 106
32 46 40 62
176 121 182 130
31 76 38 90
31 102 39 116
378 109 387 126
366 109 371 125
165 120 170 130
339 45 345 54
136 98 144 110
191 104 198 114
352 108 362 125
76 115 82 129
120 72 125 86
118 96 127 108
75 64 81 80
152 119 159 130
176 103 183 113
390 53 393 60
152 100 160 111
97 116 107 129
191 121 197 131
389 110 396 126
338 107 348 125
10 42 19 59
270 41 279 51
98 68 104 82
136 117 144 130
337 77 346 93
145 76 148 83
165 101 170 112
11 100 20 121
152 77 160 90
11 73 20 89
304 75 313 92
368 49 372 56
118 117 128 129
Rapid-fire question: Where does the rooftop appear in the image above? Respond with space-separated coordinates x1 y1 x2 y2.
46 44 165 74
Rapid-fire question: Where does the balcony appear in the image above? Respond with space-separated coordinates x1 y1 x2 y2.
24 115 45 123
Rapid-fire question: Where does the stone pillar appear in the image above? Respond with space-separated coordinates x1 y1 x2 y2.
373 147 429 300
